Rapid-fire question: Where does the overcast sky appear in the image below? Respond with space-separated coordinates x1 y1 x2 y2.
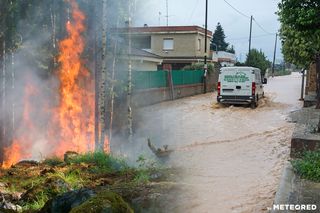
135 0 282 63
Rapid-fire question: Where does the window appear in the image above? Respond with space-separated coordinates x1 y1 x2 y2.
163 38 174 50
198 39 201 51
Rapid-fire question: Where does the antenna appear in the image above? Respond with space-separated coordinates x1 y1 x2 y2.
166 0 169 26
159 12 161 26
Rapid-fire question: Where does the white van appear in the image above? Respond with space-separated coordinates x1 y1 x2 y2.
217 66 267 108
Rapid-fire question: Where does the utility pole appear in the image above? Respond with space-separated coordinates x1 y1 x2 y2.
166 0 169 26
272 33 278 77
248 15 253 66
203 0 208 93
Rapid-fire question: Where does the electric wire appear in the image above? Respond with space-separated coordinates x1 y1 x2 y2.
222 0 250 19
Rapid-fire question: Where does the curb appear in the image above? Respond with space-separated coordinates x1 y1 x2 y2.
271 162 295 213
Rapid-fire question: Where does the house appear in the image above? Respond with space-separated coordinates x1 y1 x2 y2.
121 25 213 70
131 48 163 71
212 51 236 67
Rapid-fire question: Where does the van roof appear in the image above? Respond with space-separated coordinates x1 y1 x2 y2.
221 66 261 72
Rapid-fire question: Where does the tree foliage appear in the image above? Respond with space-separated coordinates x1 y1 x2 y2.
245 48 271 76
211 23 229 52
278 0 320 68
278 0 320 105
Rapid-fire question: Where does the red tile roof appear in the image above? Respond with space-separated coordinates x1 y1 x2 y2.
128 25 213 36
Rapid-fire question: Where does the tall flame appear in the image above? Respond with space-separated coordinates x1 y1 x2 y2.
1 0 108 168
53 0 95 155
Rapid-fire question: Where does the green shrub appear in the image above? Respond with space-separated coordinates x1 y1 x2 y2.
68 152 129 174
182 62 216 73
292 150 320 182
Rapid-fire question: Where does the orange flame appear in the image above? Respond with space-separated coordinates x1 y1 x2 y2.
2 84 36 168
2 0 110 168
53 0 95 156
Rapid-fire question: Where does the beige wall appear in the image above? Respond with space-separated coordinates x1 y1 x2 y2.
150 33 211 58
132 60 159 71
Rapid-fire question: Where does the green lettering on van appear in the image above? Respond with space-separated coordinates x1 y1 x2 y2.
224 72 249 83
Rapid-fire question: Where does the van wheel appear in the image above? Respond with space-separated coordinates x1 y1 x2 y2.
250 101 257 109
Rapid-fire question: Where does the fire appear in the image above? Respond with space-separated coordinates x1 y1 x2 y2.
2 141 24 168
53 0 95 156
2 0 109 168
2 83 36 168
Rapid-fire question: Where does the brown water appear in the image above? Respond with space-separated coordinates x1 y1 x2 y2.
135 73 303 213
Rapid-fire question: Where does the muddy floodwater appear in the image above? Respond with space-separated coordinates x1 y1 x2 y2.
133 73 302 213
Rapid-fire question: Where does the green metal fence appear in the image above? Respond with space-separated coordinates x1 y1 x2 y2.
172 70 204 86
132 70 204 89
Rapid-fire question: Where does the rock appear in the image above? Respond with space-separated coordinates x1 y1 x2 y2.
64 151 79 163
13 160 39 167
40 188 95 213
0 198 22 212
69 190 133 213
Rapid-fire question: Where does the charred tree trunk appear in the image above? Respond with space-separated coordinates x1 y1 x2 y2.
10 50 14 135
94 2 100 151
97 0 108 151
0 39 5 165
127 1 133 142
109 27 119 143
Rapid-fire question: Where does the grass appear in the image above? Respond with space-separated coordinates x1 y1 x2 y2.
67 152 129 174
22 192 49 211
292 150 320 182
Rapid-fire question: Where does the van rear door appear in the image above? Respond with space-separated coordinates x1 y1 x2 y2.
220 69 253 97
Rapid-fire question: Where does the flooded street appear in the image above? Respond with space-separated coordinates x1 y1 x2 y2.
135 72 302 213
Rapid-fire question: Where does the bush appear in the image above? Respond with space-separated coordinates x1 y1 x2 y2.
273 69 292 76
182 62 216 73
292 151 320 182
67 152 129 174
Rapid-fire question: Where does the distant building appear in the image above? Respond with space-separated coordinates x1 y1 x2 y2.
119 25 213 70
212 51 236 67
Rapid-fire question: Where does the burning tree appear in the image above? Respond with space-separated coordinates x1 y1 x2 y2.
0 0 132 167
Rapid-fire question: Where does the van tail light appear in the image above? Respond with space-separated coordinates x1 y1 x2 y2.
252 82 256 96
217 82 221 96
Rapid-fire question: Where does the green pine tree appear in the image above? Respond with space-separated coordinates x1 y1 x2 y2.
211 22 229 51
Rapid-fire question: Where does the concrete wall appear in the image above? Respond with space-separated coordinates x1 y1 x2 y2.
132 60 159 71
132 71 218 107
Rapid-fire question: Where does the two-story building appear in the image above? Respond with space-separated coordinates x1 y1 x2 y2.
124 25 213 70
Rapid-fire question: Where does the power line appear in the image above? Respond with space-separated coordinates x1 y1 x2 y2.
222 0 250 19
188 0 200 24
253 18 275 35
228 33 275 41
222 0 276 34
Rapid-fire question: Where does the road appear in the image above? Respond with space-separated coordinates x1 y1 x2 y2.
133 72 302 213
